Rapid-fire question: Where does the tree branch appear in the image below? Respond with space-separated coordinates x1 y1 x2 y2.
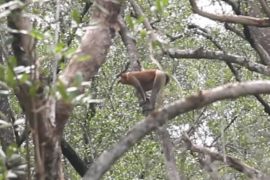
127 2 182 179
66 0 93 46
182 134 269 179
7 0 122 179
165 48 270 76
118 16 141 71
189 0 270 27
61 139 88 177
209 116 237 147
224 23 245 39
259 0 270 18
157 126 183 180
129 0 164 70
83 80 270 180
187 25 270 115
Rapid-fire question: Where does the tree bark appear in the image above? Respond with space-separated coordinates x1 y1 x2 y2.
7 0 121 179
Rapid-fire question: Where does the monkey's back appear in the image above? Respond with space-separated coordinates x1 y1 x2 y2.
132 70 156 91
120 69 169 91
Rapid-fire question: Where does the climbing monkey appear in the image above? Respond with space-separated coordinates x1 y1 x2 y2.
118 69 169 111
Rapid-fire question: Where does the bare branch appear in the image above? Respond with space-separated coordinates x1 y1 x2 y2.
118 16 141 71
7 5 35 66
221 1 270 66
259 0 270 18
129 0 152 31
129 0 164 70
66 0 93 46
188 24 270 116
244 27 270 65
83 80 270 180
188 24 242 81
165 48 270 76
0 1 24 19
210 116 237 147
189 0 270 27
166 34 183 42
224 23 245 39
157 126 183 180
182 134 269 179
60 1 121 85
61 139 87 177
254 94 270 115
188 24 223 50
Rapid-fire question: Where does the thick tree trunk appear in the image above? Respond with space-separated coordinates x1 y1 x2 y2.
7 0 121 179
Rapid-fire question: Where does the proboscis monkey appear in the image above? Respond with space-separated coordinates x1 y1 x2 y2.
118 69 169 110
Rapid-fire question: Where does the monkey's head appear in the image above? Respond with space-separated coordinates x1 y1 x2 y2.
117 73 128 84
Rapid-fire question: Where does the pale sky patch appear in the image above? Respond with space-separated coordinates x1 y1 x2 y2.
189 0 233 28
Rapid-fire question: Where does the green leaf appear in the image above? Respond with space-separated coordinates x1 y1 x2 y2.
31 29 44 40
18 73 30 84
57 81 69 100
71 9 81 24
8 57 17 67
126 15 134 29
152 40 162 48
140 29 147 39
77 54 91 62
162 0 169 6
55 42 65 53
63 47 77 58
5 67 15 87
156 0 162 12
137 16 145 24
58 63 66 72
155 0 168 13
29 84 38 96
0 64 5 81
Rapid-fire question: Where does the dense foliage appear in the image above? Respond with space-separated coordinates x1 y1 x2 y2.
0 0 270 179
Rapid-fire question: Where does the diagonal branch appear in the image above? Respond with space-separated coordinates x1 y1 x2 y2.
259 0 270 18
221 0 270 65
61 139 88 177
83 80 270 180
224 23 245 39
209 116 237 147
129 0 164 70
66 1 93 46
189 25 270 115
118 15 141 71
182 134 269 179
157 126 183 180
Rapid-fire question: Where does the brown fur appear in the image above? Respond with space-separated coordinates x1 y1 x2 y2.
119 69 170 110
119 70 169 90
